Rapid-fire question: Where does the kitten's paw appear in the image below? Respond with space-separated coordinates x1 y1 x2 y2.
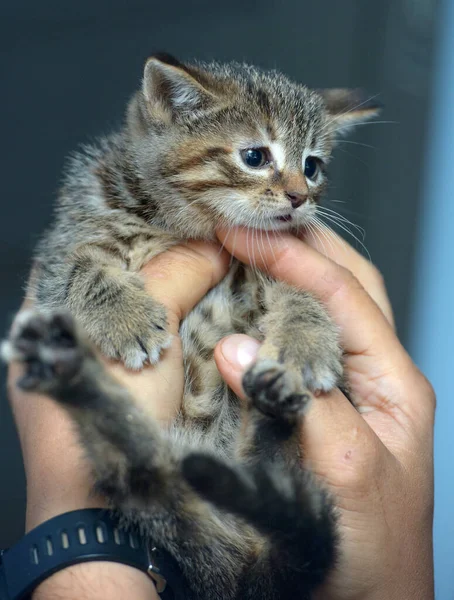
2 310 85 392
242 359 311 421
269 329 343 394
88 294 172 370
299 348 343 394
258 290 343 394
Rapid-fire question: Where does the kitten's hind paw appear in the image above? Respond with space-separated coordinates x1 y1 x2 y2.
242 359 311 421
2 310 86 393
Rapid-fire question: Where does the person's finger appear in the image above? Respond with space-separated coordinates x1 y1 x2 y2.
214 335 262 400
302 227 395 328
216 227 424 418
217 227 405 359
140 241 230 334
19 241 229 339
8 243 228 426
215 333 385 487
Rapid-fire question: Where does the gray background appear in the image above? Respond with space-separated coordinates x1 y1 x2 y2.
1 0 446 594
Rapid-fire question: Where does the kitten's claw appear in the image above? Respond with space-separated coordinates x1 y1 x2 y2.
115 332 172 370
243 359 311 421
2 310 85 393
87 294 172 370
300 355 343 394
272 338 343 395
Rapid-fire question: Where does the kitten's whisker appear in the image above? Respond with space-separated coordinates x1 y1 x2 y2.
309 219 334 258
309 218 336 256
306 221 328 257
336 140 375 149
316 207 366 238
245 220 257 272
217 225 233 257
317 212 366 241
322 94 380 131
181 197 205 210
258 216 270 267
314 218 350 257
319 93 382 134
324 201 370 221
336 94 382 119
265 227 277 265
312 218 349 259
229 226 239 267
317 209 365 235
256 217 269 271
335 147 369 167
316 213 371 261
256 219 265 267
329 120 398 136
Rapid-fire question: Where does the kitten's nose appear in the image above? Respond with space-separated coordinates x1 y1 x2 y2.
286 191 307 209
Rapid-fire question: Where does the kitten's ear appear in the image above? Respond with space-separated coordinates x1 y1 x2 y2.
319 89 381 137
143 53 217 118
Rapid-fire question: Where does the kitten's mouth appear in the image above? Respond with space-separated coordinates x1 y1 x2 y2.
275 214 293 223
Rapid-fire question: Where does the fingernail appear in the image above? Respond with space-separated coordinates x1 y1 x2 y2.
221 335 260 369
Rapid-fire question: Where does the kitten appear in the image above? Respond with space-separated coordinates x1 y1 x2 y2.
3 54 379 599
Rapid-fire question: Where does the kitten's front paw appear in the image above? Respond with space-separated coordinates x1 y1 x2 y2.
86 293 172 370
299 345 343 394
268 326 343 394
242 359 311 421
1 310 85 393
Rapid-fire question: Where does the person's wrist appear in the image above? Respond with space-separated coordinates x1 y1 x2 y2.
31 561 159 600
9 388 101 531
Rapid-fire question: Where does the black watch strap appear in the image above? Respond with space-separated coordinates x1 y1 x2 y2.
0 509 187 600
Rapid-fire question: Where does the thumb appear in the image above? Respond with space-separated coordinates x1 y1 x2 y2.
214 335 261 399
140 241 230 334
215 334 381 492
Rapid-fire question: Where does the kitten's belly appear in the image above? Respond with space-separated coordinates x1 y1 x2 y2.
177 278 244 449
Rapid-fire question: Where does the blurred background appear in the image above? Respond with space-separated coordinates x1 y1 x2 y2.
1 0 451 596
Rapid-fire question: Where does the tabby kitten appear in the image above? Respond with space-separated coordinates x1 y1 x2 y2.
4 54 379 599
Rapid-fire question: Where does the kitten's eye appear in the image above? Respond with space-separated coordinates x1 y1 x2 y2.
241 148 270 168
304 156 319 180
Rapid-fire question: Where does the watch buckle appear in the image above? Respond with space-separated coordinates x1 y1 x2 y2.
147 546 167 593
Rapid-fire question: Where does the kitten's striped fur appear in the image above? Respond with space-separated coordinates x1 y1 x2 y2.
9 55 379 598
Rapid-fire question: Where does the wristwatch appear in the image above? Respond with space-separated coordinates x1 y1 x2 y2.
0 509 187 599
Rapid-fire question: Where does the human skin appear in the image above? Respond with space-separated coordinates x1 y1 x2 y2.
215 227 435 600
6 231 435 600
8 241 230 600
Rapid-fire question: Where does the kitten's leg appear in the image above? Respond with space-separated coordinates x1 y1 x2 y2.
184 457 336 597
2 309 181 507
182 368 337 597
4 309 253 599
254 278 344 395
183 459 336 598
63 244 172 369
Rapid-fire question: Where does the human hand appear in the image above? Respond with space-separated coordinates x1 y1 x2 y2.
7 241 229 600
215 227 435 600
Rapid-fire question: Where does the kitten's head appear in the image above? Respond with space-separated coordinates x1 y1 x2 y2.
127 54 380 237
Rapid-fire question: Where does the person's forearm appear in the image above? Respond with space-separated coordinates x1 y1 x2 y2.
19 404 160 600
33 562 159 600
